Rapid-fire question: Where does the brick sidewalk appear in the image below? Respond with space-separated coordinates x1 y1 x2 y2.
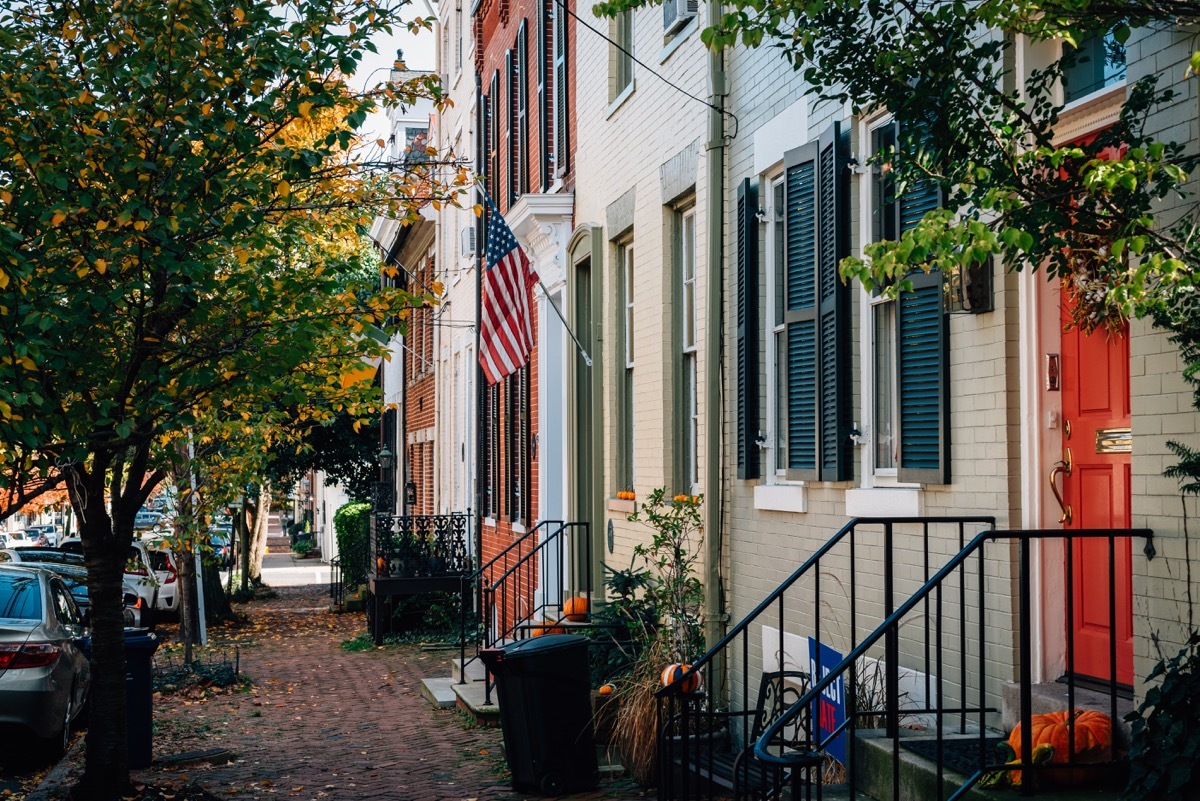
136 586 648 801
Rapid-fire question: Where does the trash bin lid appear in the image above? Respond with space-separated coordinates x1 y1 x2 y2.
501 633 587 660
123 631 160 652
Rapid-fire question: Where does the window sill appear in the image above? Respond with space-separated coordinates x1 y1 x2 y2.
606 81 636 119
845 487 922 517
658 18 697 63
1062 79 1126 113
607 499 635 514
511 521 527 535
483 517 497 528
753 484 807 514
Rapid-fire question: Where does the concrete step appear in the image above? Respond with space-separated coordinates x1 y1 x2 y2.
419 677 458 708
855 728 1124 801
452 679 501 727
450 656 487 683
1002 682 1133 749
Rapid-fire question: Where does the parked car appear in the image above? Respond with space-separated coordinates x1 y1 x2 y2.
0 548 147 627
133 511 162 530
208 528 234 568
6 530 36 548
146 548 177 613
0 565 91 757
59 539 158 626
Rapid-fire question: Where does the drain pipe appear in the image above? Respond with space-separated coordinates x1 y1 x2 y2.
703 2 727 666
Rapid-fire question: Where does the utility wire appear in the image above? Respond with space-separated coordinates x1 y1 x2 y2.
553 0 738 136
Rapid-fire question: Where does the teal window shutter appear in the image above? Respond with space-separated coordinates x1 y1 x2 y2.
896 176 950 484
784 142 818 480
783 122 851 482
736 178 761 480
817 123 851 481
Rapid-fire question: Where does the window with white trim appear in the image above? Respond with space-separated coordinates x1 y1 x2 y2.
616 241 635 491
680 208 698 493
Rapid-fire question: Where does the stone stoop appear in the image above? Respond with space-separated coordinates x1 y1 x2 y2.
452 679 501 727
855 729 1124 801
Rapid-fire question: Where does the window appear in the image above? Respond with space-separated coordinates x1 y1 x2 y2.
514 22 529 200
617 242 635 491
538 0 554 190
506 368 530 524
762 122 851 483
679 208 698 493
611 10 633 102
1063 31 1126 103
864 120 950 484
553 0 568 174
485 382 500 518
488 71 501 204
455 1 463 75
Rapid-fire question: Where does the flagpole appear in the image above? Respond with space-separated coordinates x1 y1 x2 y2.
535 280 592 367
472 74 485 578
478 185 593 368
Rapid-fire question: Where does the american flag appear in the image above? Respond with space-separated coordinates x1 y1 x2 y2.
479 198 539 385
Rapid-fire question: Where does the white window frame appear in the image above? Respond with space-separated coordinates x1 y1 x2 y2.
761 171 802 487
681 208 699 493
856 114 920 491
620 241 635 489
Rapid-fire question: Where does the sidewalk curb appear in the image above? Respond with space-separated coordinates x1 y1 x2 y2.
26 740 84 801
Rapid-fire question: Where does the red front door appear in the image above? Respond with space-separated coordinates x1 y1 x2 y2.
1059 294 1133 685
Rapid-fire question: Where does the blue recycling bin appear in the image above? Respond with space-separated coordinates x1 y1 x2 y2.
124 630 159 769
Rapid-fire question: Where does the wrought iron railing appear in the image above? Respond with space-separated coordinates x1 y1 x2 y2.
749 527 1154 801
456 520 594 704
371 513 471 578
655 516 997 801
329 555 344 608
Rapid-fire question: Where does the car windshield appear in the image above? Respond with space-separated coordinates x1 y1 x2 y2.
0 573 42 620
15 549 83 566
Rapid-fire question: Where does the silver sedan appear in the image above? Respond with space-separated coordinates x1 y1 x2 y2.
0 565 91 757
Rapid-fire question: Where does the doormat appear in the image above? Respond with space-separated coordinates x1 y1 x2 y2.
900 736 1004 778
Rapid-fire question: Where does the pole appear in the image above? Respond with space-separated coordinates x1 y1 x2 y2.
473 73 486 569
536 279 592 366
186 431 207 646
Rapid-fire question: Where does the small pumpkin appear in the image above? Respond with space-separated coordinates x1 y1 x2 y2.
987 710 1113 787
562 595 589 622
660 663 702 694
529 619 565 637
598 683 615 696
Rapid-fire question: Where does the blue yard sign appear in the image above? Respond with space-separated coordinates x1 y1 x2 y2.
807 638 847 764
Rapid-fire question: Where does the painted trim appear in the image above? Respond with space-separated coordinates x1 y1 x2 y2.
845 488 922 517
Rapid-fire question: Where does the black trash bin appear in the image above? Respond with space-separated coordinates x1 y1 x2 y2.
480 634 598 795
124 630 160 769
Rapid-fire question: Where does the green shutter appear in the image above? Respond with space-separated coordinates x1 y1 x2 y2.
817 123 851 481
897 270 950 483
736 178 760 480
896 164 949 483
783 123 850 482
784 142 818 480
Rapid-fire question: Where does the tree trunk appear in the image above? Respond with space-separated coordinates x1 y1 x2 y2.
239 499 250 595
203 558 233 622
171 475 200 663
248 483 271 582
74 485 131 799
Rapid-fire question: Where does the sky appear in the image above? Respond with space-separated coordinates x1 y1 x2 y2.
356 5 439 148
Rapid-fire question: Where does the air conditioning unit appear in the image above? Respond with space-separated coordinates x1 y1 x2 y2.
663 0 698 34
460 226 476 257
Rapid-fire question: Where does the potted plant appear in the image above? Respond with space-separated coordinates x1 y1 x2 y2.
605 488 709 786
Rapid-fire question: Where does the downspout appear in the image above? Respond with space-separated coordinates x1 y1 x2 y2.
703 3 726 660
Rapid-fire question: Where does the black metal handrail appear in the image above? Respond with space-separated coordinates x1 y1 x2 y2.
754 527 1154 800
457 519 560 683
329 555 343 608
476 521 593 703
655 516 996 801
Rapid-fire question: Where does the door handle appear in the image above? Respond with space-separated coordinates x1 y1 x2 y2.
1050 448 1073 525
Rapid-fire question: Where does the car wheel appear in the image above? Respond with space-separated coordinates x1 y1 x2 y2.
42 686 72 760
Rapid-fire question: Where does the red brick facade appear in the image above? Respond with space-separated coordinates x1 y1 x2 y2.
475 0 574 632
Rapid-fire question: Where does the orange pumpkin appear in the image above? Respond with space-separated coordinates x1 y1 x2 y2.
1000 710 1113 786
660 663 702 694
562 595 589 622
598 683 615 695
529 619 565 637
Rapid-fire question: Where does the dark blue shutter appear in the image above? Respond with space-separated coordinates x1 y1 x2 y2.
784 143 818 480
896 176 949 483
817 123 851 481
736 178 760 480
517 21 528 196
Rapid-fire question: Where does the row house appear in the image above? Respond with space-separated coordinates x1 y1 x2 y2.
390 0 1200 789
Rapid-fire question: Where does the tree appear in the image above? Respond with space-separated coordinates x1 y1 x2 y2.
0 1 465 797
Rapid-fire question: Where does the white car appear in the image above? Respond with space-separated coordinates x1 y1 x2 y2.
59 538 159 624
146 548 177 613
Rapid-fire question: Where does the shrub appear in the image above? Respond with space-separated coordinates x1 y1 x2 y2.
334 502 371 583
1123 632 1200 799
